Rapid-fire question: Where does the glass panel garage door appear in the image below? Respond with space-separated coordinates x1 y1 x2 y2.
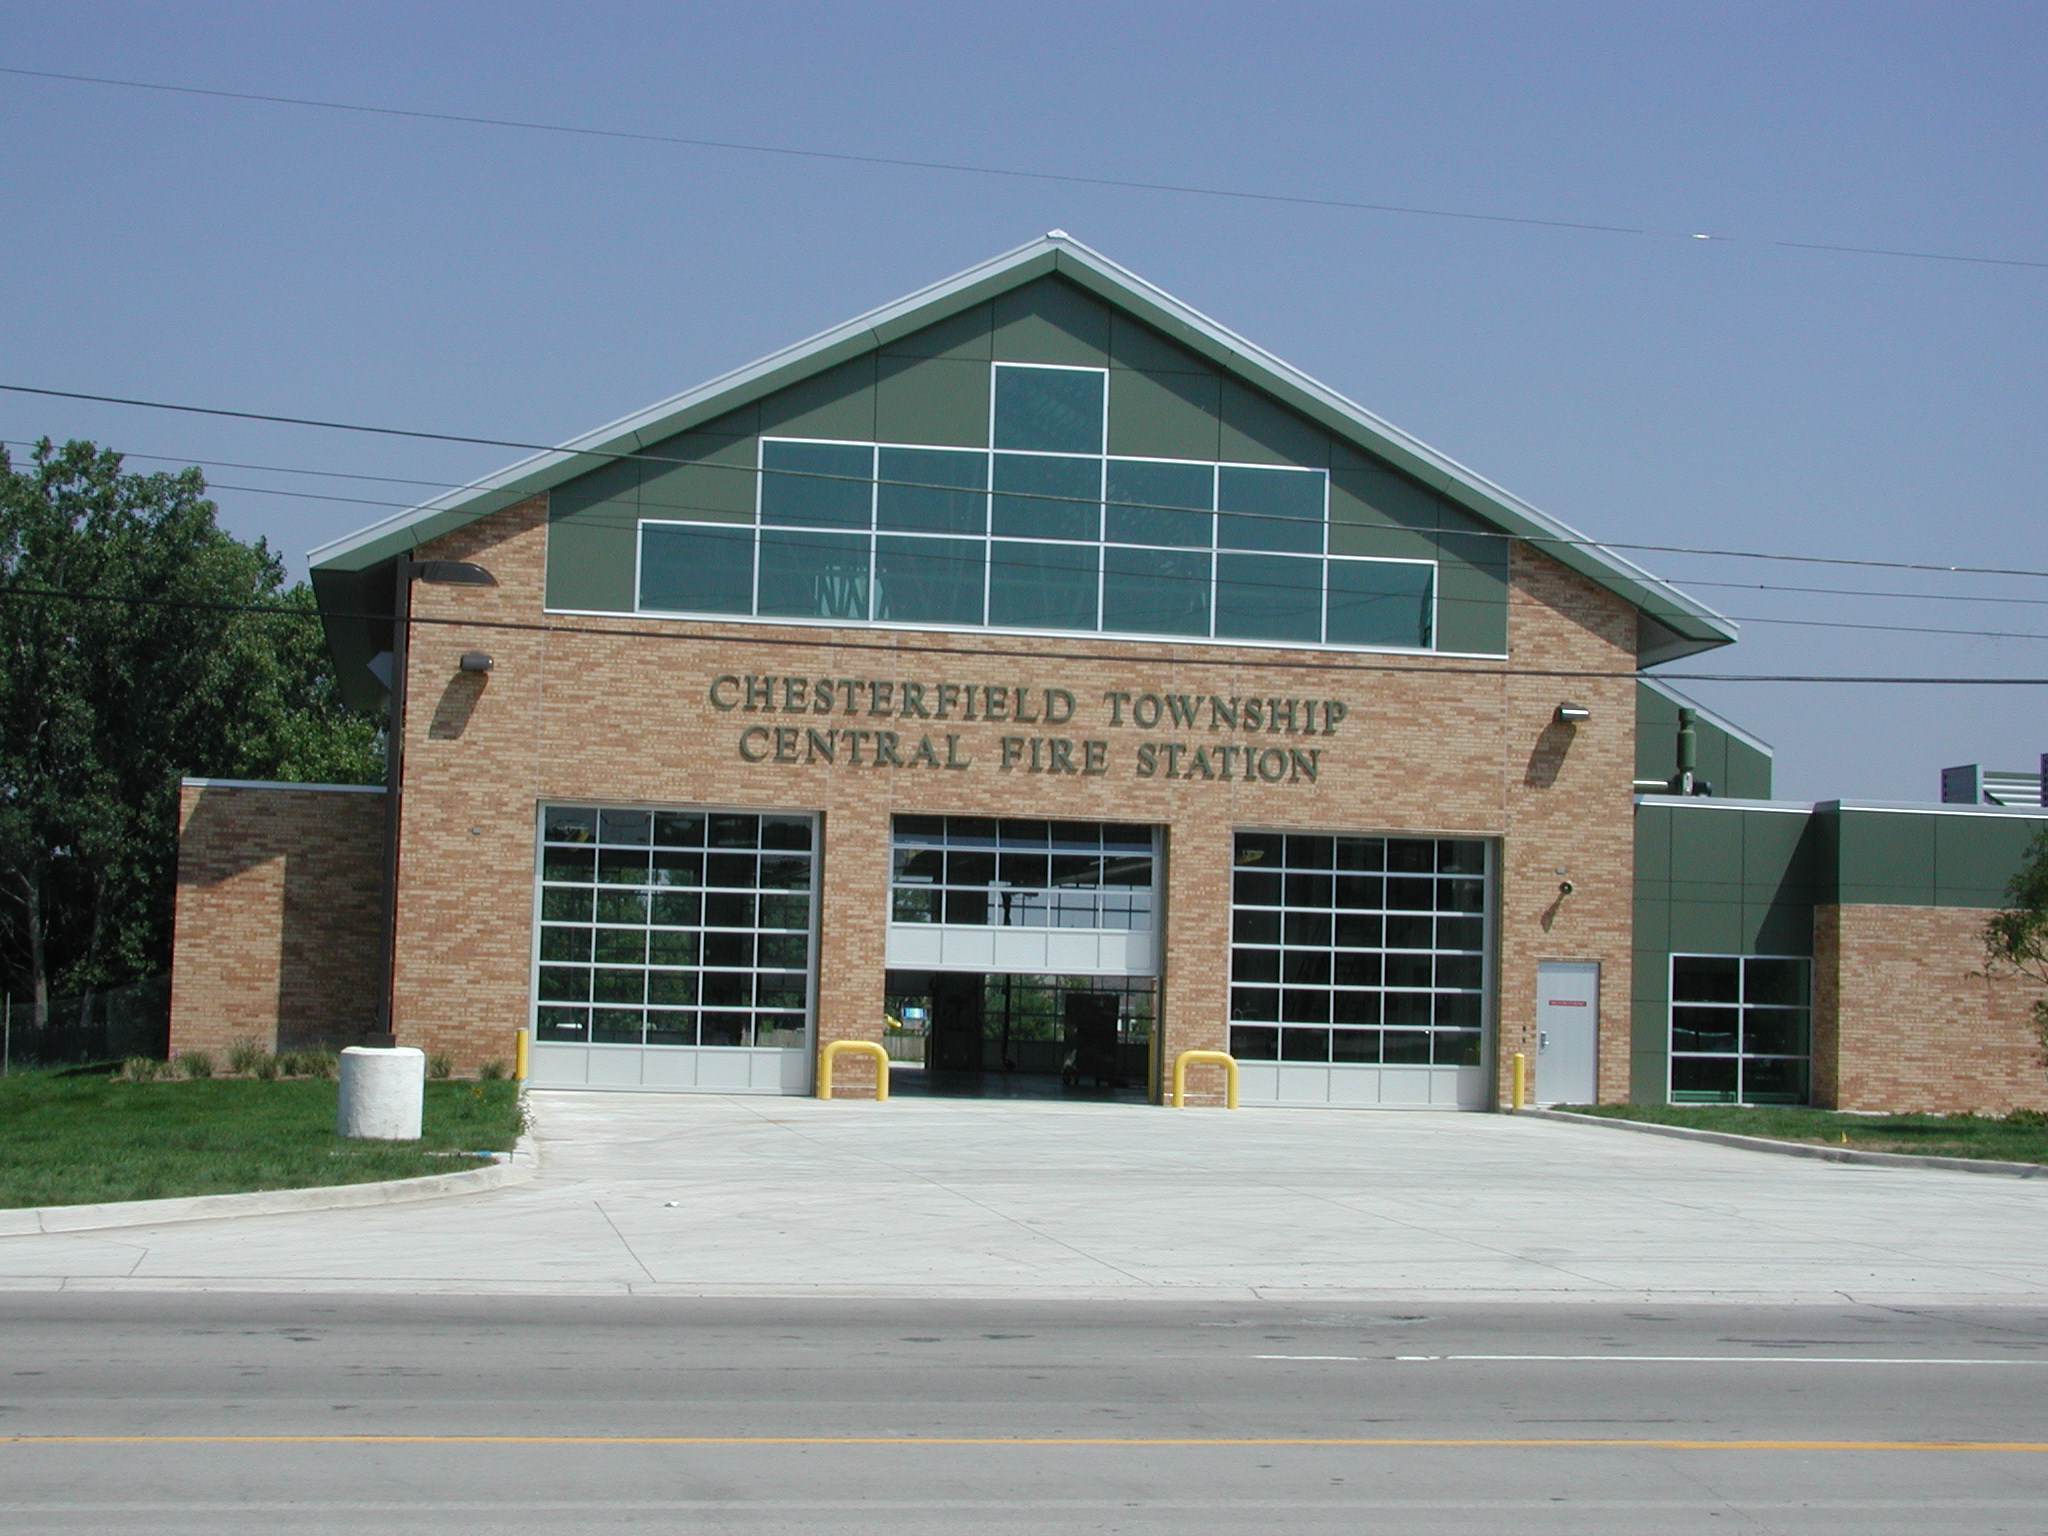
1228 830 1493 1108
528 805 816 1093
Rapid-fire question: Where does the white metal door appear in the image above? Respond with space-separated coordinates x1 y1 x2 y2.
1535 961 1599 1105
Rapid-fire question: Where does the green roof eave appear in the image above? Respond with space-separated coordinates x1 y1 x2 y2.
307 234 1734 663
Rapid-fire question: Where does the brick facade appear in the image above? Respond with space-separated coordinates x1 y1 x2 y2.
168 781 386 1056
384 495 1641 1102
1814 903 2048 1114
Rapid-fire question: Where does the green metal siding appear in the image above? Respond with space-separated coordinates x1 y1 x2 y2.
1630 802 1818 1101
541 272 1515 649
1634 684 1773 797
1824 805 2046 908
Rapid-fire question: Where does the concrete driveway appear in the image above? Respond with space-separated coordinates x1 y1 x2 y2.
2 1092 2045 1302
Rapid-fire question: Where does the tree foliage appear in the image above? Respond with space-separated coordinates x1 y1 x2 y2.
0 440 381 1020
1984 823 2048 1070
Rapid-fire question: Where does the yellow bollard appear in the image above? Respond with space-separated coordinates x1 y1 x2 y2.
1510 1051 1526 1112
1170 1049 1239 1109
513 1027 529 1083
816 1039 890 1101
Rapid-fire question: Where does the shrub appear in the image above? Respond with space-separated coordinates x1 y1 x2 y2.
225 1039 265 1076
176 1050 215 1079
121 1055 164 1081
478 1059 509 1082
252 1052 280 1081
304 1048 339 1080
425 1052 453 1081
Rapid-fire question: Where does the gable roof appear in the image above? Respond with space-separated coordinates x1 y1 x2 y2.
308 232 1735 665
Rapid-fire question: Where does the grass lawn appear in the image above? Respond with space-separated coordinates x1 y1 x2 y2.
0 1072 524 1209
1556 1102 2048 1165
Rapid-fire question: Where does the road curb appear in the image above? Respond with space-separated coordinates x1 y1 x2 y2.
1519 1107 2048 1179
0 1136 540 1236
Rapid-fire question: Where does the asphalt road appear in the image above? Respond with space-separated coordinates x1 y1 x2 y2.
4 1294 2047 1534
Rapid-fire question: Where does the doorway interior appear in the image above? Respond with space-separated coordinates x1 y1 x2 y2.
883 970 1155 1100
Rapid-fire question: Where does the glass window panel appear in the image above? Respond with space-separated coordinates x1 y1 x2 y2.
648 929 698 966
757 529 870 620
539 927 592 963
1385 954 1433 989
1233 869 1280 906
700 1013 750 1047
1671 1005 1740 1053
759 855 811 891
999 851 1051 887
892 888 935 923
597 848 649 885
1387 878 1436 912
544 807 597 844
1385 914 1433 949
1105 459 1212 547
1102 546 1209 636
1433 993 1482 1028
1281 951 1332 986
653 812 704 847
1284 872 1333 907
705 853 755 889
1436 916 1484 951
1236 831 1283 866
760 440 872 529
1384 992 1433 1028
1281 989 1330 1024
989 540 1098 631
1387 840 1435 873
1281 1027 1331 1062
594 928 647 965
640 524 753 615
1741 1056 1808 1103
704 892 755 928
1285 835 1335 870
876 447 987 535
542 886 594 924
647 971 699 1007
759 894 810 929
895 814 947 844
944 888 989 925
1284 911 1333 947
1333 951 1381 987
1327 560 1434 648
596 890 650 925
948 850 998 885
1101 853 1153 887
1744 1007 1810 1057
1334 837 1385 872
704 931 754 969
537 966 590 1003
1231 987 1280 1022
992 453 1099 541
1335 875 1381 910
702 972 753 1008
590 1009 643 1045
1382 1029 1431 1064
535 1006 588 1040
759 933 808 969
1331 990 1380 1025
1433 1031 1482 1066
650 848 702 888
1231 1025 1280 1060
1215 553 1322 643
646 1013 696 1046
592 968 645 1005
1332 1028 1381 1062
1217 465 1324 553
874 536 985 626
1439 878 1486 914
1744 957 1809 1007
1232 948 1280 983
650 891 701 927
894 847 943 884
1436 954 1483 990
992 365 1104 454
1438 840 1486 874
542 846 595 884
1672 956 1741 1004
1233 908 1280 945
709 814 760 848
760 815 813 851
599 810 652 845
1334 913 1384 949
1671 1055 1738 1100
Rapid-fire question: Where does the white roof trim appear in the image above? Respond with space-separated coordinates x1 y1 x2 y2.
181 777 386 794
307 233 1732 644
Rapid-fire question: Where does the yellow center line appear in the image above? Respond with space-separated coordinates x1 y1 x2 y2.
6 1435 2048 1451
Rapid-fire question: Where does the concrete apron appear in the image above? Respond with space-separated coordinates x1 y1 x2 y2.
1 1090 2045 1304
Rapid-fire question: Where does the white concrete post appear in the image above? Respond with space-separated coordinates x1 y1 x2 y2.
336 1046 426 1140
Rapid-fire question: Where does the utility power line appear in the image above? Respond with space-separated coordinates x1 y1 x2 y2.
3 65 2042 272
7 384 2046 583
0 582 2042 687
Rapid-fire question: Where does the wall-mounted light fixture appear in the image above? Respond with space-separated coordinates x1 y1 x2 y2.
1554 703 1592 723
458 651 494 673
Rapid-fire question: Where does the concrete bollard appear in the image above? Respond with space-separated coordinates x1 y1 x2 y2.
336 1046 426 1140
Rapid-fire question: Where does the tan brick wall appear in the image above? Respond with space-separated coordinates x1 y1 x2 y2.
1814 903 2048 1114
392 497 1642 1102
169 781 385 1056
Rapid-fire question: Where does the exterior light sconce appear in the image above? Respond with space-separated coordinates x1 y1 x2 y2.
409 559 497 587
1554 703 1592 723
458 651 494 673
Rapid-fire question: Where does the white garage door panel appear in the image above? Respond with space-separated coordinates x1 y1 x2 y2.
1237 1061 1489 1109
530 1042 807 1094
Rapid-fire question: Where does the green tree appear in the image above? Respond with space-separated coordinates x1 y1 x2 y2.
1984 823 2048 1071
0 439 381 1027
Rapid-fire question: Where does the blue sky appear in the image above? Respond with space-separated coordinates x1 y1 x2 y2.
1 1 2041 800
